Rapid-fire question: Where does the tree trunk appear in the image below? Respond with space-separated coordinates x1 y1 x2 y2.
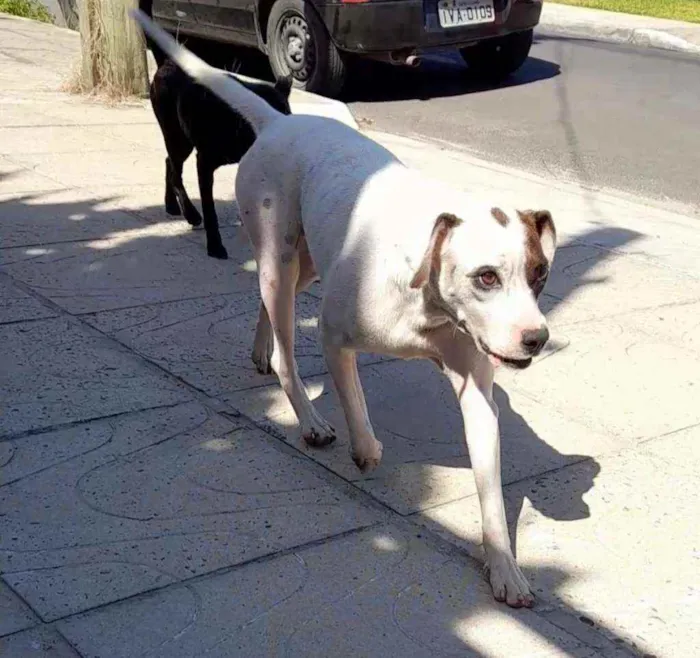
76 0 147 97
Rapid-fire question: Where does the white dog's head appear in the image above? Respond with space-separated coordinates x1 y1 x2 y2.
411 206 556 369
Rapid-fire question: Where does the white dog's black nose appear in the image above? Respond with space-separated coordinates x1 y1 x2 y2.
521 327 549 355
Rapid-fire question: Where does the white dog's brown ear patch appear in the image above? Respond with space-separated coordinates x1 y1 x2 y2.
410 212 462 289
518 209 557 296
534 210 555 238
491 207 509 226
518 210 556 260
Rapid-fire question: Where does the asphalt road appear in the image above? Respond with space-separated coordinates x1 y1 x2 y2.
343 35 700 211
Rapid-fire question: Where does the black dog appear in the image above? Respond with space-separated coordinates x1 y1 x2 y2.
140 0 292 259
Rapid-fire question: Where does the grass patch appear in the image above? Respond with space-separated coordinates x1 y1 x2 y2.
0 0 54 22
552 0 700 24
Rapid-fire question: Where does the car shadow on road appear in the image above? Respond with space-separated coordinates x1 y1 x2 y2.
342 53 560 103
177 36 560 104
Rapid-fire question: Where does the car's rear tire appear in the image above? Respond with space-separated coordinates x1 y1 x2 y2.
459 28 533 81
266 0 346 97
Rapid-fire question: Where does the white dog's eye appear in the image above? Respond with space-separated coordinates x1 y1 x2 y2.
478 270 500 288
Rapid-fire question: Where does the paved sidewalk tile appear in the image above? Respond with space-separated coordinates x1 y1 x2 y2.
1 403 381 621
80 122 164 151
86 180 243 229
503 317 700 441
85 291 385 398
0 101 67 128
0 125 156 157
617 301 700 356
2 13 698 657
0 155 65 194
56 524 597 658
0 225 256 314
227 359 612 515
40 100 155 128
0 626 80 658
0 317 190 437
0 59 64 93
417 426 700 658
0 581 38 636
0 15 79 72
541 243 700 327
0 189 147 250
8 151 170 189
0 275 56 324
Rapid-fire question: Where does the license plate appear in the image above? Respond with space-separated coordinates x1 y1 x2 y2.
437 0 495 28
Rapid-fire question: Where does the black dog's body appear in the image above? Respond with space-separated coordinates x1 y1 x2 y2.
141 0 292 259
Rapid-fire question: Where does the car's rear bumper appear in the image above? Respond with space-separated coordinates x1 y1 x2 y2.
316 0 542 53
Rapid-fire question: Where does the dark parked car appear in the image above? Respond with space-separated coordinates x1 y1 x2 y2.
151 0 544 97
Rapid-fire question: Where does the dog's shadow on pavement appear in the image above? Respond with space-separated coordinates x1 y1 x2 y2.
496 385 600 549
491 225 640 553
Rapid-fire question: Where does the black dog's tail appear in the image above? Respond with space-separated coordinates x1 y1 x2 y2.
139 0 168 68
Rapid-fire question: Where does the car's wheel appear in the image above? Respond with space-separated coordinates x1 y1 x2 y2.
459 28 533 81
266 0 346 97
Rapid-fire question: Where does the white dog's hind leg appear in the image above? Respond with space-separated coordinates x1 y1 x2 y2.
258 254 335 447
323 345 383 472
251 303 273 375
252 243 317 376
429 327 533 608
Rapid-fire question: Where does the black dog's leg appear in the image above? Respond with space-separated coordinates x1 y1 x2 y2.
164 157 181 215
166 154 202 227
196 153 227 259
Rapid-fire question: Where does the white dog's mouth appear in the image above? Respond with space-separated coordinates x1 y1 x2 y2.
478 339 533 370
455 321 533 370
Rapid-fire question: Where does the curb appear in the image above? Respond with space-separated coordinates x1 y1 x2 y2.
538 5 700 56
230 72 360 130
290 93 360 130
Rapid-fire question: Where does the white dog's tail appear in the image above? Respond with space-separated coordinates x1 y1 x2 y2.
131 9 281 134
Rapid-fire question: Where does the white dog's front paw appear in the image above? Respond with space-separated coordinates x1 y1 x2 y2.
301 413 336 448
486 551 534 608
351 439 383 473
251 337 274 375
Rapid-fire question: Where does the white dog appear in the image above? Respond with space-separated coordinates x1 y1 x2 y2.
134 10 557 608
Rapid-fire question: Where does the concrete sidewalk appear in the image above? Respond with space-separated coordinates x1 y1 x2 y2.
540 3 700 55
2 14 699 658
